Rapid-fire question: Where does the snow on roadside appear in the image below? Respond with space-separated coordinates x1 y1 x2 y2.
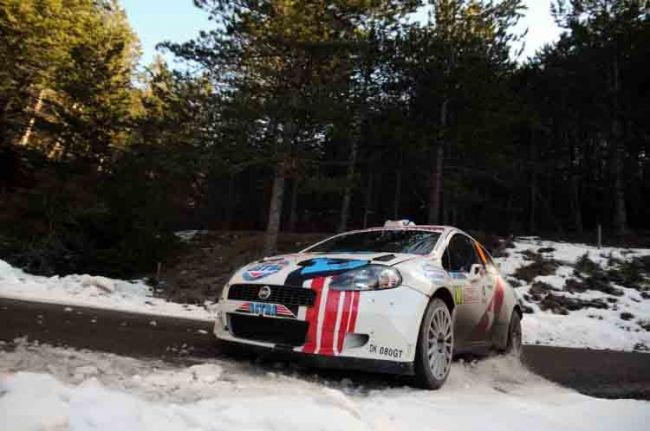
495 237 650 352
174 230 208 242
1 341 648 431
0 259 212 321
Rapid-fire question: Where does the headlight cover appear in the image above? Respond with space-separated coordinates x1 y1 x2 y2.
329 265 402 291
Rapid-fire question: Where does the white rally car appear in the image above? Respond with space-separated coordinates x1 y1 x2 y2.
214 222 522 389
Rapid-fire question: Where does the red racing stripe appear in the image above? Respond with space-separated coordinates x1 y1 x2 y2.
302 277 325 354
336 292 353 353
348 291 361 332
472 278 506 337
493 278 505 315
319 288 342 355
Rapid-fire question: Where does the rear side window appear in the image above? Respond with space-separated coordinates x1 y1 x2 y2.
442 235 480 273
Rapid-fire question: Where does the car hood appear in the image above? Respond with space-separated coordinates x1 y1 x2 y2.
230 252 418 286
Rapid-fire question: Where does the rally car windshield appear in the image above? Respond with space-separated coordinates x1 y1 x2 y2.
306 230 441 255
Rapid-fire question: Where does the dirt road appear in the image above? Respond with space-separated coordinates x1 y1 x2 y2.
1 297 648 399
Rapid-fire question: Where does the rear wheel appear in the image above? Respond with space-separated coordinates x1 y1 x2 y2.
505 311 522 357
413 298 454 389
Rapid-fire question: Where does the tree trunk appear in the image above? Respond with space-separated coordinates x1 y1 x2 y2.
288 179 298 233
528 128 537 233
428 143 444 225
223 172 236 230
611 57 628 235
569 144 583 234
362 173 373 229
263 162 286 256
338 133 359 232
428 99 448 225
18 89 44 147
393 169 401 219
612 144 627 235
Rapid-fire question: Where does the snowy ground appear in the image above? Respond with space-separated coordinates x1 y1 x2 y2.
494 238 650 352
0 259 212 321
1 340 648 431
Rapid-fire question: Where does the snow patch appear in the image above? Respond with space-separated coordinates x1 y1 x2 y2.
174 230 207 242
496 238 650 352
0 258 212 321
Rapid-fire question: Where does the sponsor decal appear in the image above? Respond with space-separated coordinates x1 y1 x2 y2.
463 287 481 304
369 344 404 359
449 272 467 280
243 259 289 281
236 302 295 318
454 287 463 305
471 277 506 337
422 263 448 282
299 258 368 276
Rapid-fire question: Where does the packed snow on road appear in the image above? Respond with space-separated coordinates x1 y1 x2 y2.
1 340 648 431
1 236 648 351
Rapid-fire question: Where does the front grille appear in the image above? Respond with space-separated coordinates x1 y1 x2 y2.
228 284 315 307
228 314 308 346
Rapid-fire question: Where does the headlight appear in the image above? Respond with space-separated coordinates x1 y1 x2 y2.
329 265 402 291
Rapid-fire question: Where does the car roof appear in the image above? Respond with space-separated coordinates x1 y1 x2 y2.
348 225 457 235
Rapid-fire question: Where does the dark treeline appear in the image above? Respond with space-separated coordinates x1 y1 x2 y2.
0 0 648 277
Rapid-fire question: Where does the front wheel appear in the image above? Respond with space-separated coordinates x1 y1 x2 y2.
413 298 454 389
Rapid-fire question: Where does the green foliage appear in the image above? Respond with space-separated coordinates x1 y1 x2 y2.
0 1 182 277
1 0 649 280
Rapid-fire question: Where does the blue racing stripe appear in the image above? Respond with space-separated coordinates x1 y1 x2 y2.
299 258 368 275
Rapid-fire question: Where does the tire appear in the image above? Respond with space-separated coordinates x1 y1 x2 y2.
504 310 522 358
413 298 454 390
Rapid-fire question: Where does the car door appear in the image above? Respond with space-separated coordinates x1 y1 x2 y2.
442 234 488 347
470 241 507 343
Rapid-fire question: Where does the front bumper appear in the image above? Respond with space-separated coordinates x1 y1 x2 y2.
214 284 429 365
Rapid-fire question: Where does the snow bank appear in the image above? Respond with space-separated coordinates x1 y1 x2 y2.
495 238 650 352
0 259 212 321
1 342 648 431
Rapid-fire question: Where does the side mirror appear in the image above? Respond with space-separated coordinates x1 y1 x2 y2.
468 263 483 280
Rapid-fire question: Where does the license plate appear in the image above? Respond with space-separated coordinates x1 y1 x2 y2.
251 302 277 317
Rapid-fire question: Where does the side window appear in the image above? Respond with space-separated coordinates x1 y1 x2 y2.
445 235 480 273
441 248 452 271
